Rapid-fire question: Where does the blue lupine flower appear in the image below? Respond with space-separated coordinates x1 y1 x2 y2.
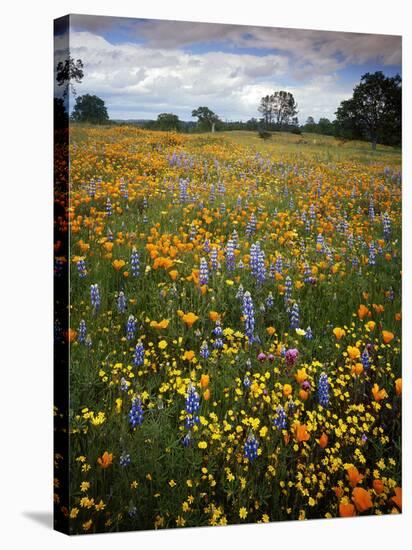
244 432 259 461
284 276 292 303
77 259 87 278
119 452 131 467
182 432 193 447
185 383 200 428
129 397 144 427
266 292 274 308
213 321 223 337
257 249 266 284
179 178 188 203
90 283 101 312
126 315 137 340
119 178 127 198
383 212 391 240
189 223 197 241
131 248 140 277
304 263 312 284
88 179 96 198
77 319 87 343
226 239 235 271
213 337 224 349
246 213 257 237
250 242 260 278
273 405 287 430
117 291 127 313
369 198 375 221
232 229 239 249
269 263 275 279
242 291 255 343
209 184 216 203
290 302 300 330
243 375 251 388
200 340 210 359
287 398 295 414
369 242 376 266
120 377 129 392
316 233 324 252
305 326 313 340
203 239 211 253
211 247 219 271
361 348 371 370
318 372 330 408
275 255 283 275
236 284 244 301
199 257 209 286
128 506 137 518
106 197 112 216
133 341 145 367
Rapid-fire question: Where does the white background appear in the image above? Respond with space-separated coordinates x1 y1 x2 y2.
0 1 410 548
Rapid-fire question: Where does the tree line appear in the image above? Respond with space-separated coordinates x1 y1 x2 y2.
55 56 401 149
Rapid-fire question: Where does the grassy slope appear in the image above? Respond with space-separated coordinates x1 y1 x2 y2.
186 130 402 165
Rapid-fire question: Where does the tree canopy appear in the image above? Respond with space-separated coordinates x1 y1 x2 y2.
56 56 84 98
335 71 401 148
155 113 181 131
191 107 220 132
71 94 109 125
258 91 298 128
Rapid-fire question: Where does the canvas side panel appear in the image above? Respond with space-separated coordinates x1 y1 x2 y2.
53 14 70 535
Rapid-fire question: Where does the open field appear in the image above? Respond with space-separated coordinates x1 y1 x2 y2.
58 125 401 533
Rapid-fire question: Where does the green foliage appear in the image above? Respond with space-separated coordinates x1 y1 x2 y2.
192 106 220 132
56 56 84 98
258 91 298 127
71 94 109 125
335 72 401 149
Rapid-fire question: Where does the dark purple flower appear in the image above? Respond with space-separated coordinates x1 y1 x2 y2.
285 348 299 366
258 352 267 362
267 353 275 362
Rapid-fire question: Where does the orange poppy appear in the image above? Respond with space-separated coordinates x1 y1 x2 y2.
347 346 361 361
112 259 125 271
200 374 210 389
372 479 384 494
395 378 402 396
294 422 310 443
97 451 113 469
372 383 387 402
391 487 402 511
319 432 328 449
347 466 364 488
333 327 346 340
352 487 373 512
358 304 370 320
339 502 356 517
382 330 394 344
181 312 199 328
169 270 178 281
209 311 220 322
295 368 307 384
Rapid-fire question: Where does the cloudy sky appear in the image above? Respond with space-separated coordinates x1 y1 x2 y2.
54 14 401 123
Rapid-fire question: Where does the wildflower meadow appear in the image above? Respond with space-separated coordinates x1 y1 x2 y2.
56 126 401 533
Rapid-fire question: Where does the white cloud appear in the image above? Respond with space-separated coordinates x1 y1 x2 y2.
62 28 399 122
